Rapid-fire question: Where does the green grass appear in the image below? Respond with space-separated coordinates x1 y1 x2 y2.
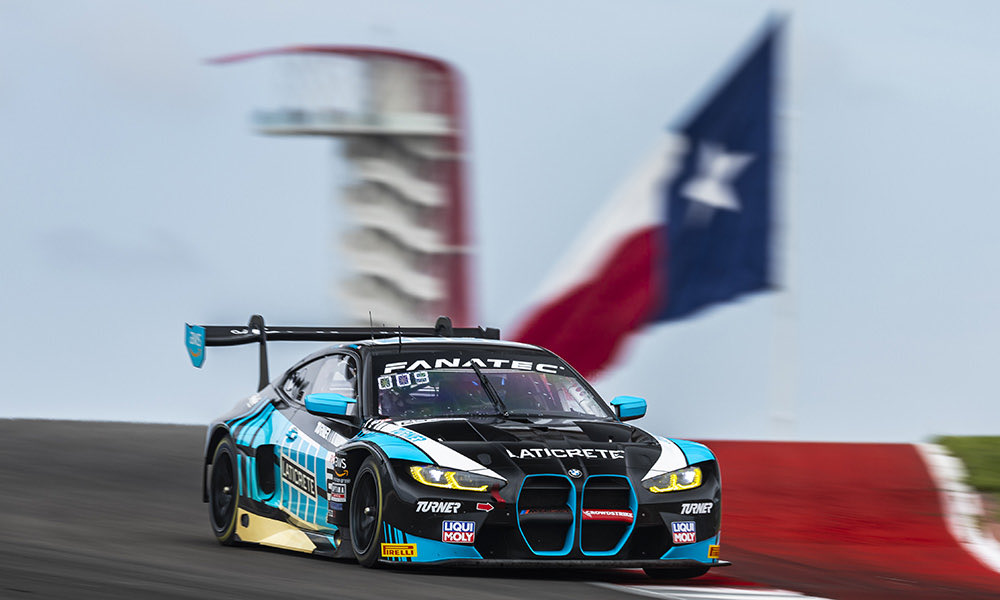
934 436 1000 493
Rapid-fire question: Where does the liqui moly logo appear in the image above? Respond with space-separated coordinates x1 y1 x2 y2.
441 520 475 543
671 521 696 544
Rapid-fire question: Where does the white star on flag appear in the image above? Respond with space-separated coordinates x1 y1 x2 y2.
681 142 754 217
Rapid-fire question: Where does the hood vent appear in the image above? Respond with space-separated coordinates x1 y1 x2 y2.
574 421 635 443
466 421 521 442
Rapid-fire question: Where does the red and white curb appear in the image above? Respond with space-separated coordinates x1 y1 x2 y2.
917 443 1000 574
592 581 832 600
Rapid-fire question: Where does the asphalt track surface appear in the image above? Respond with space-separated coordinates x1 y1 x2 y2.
0 420 653 600
3 420 1000 599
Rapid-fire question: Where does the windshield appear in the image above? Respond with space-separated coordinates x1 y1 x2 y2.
371 348 612 421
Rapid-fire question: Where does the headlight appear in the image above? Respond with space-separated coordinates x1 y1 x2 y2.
409 465 504 492
642 466 702 493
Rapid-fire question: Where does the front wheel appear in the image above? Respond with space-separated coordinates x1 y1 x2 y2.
350 456 386 567
643 565 711 580
208 437 240 545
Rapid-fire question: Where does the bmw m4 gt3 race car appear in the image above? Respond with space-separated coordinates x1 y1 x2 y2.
186 315 726 578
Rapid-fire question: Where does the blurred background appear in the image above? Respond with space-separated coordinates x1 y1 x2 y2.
2 0 999 443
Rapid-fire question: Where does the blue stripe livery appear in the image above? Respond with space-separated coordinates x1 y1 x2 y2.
356 431 431 463
670 438 716 465
660 534 719 563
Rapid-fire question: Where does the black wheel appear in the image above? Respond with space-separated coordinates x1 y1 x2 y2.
208 437 240 545
643 565 711 580
350 456 385 567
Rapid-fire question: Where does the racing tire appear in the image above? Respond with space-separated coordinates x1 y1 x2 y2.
350 456 386 568
208 437 240 546
643 565 711 580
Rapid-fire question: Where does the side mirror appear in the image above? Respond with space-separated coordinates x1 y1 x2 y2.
610 395 647 421
304 393 357 417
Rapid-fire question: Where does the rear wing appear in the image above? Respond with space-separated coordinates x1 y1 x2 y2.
185 314 500 391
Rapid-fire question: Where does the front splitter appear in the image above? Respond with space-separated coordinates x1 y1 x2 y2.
378 558 732 569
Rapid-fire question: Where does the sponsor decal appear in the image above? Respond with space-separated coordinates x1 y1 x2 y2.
519 508 570 516
680 502 714 515
708 544 720 559
327 453 348 478
442 520 475 544
308 425 345 446
671 521 697 544
582 509 634 523
281 456 317 498
378 371 431 390
366 420 429 444
185 324 206 368
383 358 562 375
381 543 417 558
416 500 462 514
476 502 494 512
505 447 624 460
324 453 350 513
329 482 347 503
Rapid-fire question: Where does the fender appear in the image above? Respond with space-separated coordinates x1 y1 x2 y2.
202 400 270 501
336 438 421 490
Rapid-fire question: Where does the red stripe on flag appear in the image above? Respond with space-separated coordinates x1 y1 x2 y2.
513 227 664 378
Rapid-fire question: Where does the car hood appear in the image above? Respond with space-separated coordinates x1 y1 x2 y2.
367 416 693 482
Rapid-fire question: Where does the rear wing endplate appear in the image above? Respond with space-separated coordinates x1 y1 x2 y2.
185 314 500 391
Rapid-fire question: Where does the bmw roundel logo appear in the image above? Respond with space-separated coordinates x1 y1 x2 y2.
568 468 583 479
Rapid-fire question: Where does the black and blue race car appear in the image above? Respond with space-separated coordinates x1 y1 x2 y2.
187 315 725 577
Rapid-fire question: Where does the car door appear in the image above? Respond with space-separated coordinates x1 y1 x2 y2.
272 357 328 525
280 353 361 529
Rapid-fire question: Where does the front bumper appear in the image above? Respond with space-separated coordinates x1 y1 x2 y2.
368 459 723 565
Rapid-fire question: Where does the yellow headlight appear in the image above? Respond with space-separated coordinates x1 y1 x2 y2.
643 466 702 493
409 465 498 492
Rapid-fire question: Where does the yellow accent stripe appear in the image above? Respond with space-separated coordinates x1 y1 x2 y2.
236 508 317 553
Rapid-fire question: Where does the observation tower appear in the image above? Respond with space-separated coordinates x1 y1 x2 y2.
214 47 473 326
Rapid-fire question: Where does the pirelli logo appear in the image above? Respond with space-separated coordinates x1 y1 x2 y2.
281 455 316 498
381 543 417 558
708 544 720 559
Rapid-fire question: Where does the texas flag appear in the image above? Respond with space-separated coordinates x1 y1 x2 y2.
513 21 780 379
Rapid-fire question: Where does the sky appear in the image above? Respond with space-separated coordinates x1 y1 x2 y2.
2 1 998 442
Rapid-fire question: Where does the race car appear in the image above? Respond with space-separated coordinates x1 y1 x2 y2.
187 315 725 577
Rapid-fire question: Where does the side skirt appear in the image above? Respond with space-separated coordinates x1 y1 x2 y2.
234 508 348 558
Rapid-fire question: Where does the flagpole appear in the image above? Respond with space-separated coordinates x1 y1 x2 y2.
769 16 797 441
